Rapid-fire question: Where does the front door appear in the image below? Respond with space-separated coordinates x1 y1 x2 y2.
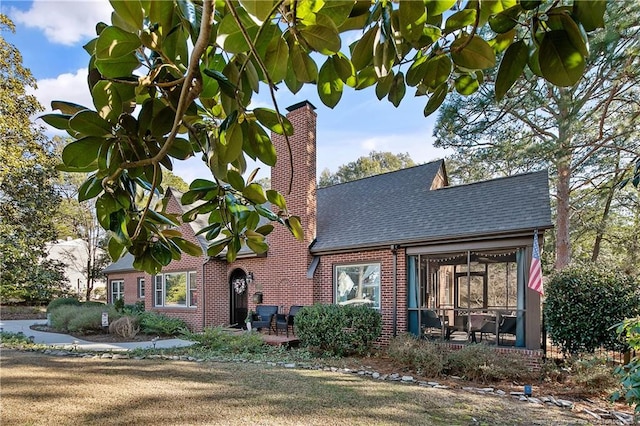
230 269 248 327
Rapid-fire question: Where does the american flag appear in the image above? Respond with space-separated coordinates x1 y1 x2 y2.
528 230 544 295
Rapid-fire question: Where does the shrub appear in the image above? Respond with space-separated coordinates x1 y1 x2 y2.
544 264 640 355
0 331 33 345
186 327 267 354
613 316 640 414
568 355 618 394
46 297 80 313
67 305 120 334
387 334 446 377
114 297 125 313
82 301 106 308
138 312 188 336
123 301 145 315
109 316 140 339
49 304 120 333
295 304 382 356
445 344 530 383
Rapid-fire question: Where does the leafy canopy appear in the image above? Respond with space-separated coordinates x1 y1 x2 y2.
319 151 415 187
41 1 607 273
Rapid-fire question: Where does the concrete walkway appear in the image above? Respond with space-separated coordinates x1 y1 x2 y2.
0 319 194 352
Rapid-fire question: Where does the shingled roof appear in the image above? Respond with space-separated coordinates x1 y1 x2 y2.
312 162 552 253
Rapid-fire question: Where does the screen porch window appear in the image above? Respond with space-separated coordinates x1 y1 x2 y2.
138 277 145 298
154 271 197 307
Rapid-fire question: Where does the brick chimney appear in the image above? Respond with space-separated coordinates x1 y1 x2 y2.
268 101 317 305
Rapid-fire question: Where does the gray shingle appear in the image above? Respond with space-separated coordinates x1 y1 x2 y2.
312 164 552 253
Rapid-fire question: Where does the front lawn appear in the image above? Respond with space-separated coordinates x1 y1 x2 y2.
0 350 591 425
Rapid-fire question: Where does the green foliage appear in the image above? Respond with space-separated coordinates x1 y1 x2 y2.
47 297 81 313
568 355 618 394
138 311 188 335
185 327 267 354
445 344 530 383
295 304 382 356
387 334 445 377
49 304 120 333
123 301 146 315
319 151 416 187
113 297 125 313
0 331 33 346
36 1 607 274
544 264 640 354
613 317 640 413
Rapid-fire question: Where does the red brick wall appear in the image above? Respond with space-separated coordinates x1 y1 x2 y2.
313 248 407 345
106 272 143 304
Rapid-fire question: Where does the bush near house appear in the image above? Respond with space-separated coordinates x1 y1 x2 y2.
49 304 120 333
544 264 640 355
295 304 382 356
46 297 81 313
137 312 188 336
185 327 267 354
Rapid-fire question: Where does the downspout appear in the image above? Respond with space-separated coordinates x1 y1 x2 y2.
202 256 210 330
391 245 399 337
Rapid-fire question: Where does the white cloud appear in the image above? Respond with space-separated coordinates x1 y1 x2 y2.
11 0 112 46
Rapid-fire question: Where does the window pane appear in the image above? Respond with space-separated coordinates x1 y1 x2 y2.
138 278 145 298
164 273 187 306
336 264 380 309
189 272 197 307
155 276 163 306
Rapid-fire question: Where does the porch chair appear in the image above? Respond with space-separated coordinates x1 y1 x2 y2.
275 305 304 337
467 314 496 343
498 315 517 345
251 305 278 334
421 310 451 340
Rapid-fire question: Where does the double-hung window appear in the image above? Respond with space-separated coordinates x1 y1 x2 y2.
335 263 381 309
154 271 197 307
110 280 124 304
138 277 145 298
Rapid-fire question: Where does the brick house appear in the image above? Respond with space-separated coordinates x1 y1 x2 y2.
103 101 552 350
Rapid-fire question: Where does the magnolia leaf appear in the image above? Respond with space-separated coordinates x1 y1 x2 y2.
398 0 426 42
550 10 589 58
290 43 318 83
216 8 259 54
95 26 141 59
218 122 244 164
284 60 304 94
246 237 269 254
521 0 541 10
266 190 287 210
539 30 586 87
318 1 354 28
387 72 406 107
253 108 294 136
69 110 113 137
454 74 479 95
95 53 140 78
573 0 606 32
406 54 428 87
108 237 127 262
92 80 122 122
110 0 144 30
51 101 89 115
208 238 231 257
40 113 72 131
423 54 452 90
247 122 277 166
62 136 104 168
490 28 516 54
286 216 304 241
425 0 456 16
167 137 193 160
300 23 341 55
256 204 279 221
226 169 245 192
263 36 289 83
444 9 477 33
78 174 104 202
424 83 448 117
172 237 203 257
479 0 517 26
488 5 522 34
255 224 275 236
451 35 496 70
243 183 268 204
317 57 343 108
351 24 377 71
239 0 274 22
495 40 528 101
376 71 394 100
332 52 356 85
355 66 378 90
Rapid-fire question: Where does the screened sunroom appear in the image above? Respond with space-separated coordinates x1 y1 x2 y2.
406 238 543 349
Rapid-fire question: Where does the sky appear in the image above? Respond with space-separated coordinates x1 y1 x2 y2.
2 0 451 183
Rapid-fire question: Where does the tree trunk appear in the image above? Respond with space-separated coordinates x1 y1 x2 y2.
555 161 571 270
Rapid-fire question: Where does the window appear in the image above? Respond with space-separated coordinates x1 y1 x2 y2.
138 277 145 298
335 263 380 309
110 280 124 303
154 271 197 307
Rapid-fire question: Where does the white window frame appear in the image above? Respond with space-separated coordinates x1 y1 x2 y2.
110 280 124 304
153 271 197 307
334 263 381 309
138 277 145 298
